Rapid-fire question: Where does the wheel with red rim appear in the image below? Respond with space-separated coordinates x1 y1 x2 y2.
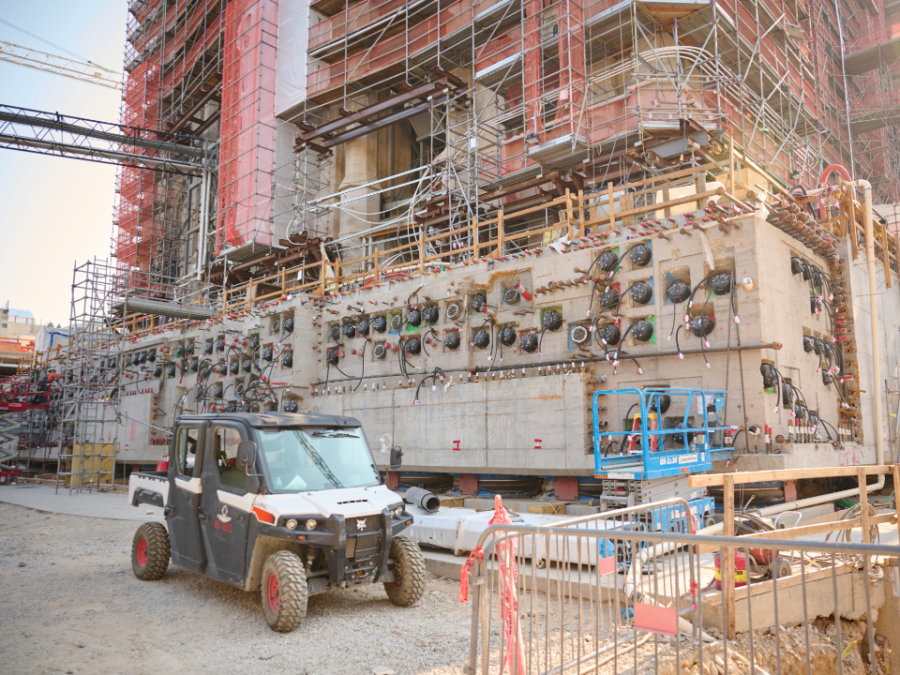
136 538 149 567
383 536 426 607
131 522 169 581
260 551 307 632
267 571 280 613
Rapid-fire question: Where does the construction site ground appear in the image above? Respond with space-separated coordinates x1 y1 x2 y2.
0 495 471 675
2 486 897 675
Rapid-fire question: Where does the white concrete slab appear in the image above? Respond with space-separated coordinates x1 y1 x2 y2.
0 484 163 522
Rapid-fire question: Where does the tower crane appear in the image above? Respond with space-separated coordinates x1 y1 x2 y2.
0 41 120 90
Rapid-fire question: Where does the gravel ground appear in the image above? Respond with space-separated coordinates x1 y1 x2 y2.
0 502 472 675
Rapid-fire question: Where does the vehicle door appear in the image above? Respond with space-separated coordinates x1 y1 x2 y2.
167 422 207 571
199 422 254 585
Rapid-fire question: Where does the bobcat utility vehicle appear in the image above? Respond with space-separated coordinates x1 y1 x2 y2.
128 412 426 632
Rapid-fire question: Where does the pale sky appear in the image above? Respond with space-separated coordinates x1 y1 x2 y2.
0 0 126 326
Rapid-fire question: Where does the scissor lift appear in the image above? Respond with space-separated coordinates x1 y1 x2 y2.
592 387 736 526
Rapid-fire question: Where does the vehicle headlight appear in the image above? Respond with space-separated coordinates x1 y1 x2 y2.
305 519 318 530
285 518 298 530
392 507 404 517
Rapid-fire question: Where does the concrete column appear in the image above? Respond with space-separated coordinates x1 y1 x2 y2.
336 98 379 240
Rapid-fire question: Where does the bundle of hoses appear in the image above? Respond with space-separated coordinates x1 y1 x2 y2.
825 502 885 583
403 487 441 514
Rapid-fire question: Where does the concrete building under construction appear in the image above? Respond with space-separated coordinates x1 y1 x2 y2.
3 0 900 503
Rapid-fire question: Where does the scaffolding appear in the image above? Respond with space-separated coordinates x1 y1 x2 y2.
116 0 225 282
55 257 217 493
288 0 900 262
57 259 125 494
805 0 900 200
215 0 280 259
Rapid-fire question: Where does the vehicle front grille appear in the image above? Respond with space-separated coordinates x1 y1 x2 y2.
345 515 383 562
346 515 380 535
354 532 383 561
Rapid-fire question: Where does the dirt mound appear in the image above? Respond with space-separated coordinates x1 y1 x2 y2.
658 617 889 675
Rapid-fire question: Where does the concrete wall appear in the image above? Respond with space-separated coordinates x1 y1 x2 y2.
95 210 879 480
847 237 900 463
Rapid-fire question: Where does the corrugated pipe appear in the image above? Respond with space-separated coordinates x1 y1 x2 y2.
404 487 440 513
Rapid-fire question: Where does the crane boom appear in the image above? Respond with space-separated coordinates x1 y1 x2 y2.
0 41 121 90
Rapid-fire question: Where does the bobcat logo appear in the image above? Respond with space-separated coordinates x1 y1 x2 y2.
356 518 367 531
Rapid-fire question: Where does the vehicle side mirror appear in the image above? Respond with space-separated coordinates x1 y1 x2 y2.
236 441 257 474
389 445 403 470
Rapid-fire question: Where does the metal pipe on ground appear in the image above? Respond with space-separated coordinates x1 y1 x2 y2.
404 487 440 513
632 474 887 570
696 474 886 537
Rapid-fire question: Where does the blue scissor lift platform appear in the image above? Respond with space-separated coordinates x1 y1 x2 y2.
592 387 735 528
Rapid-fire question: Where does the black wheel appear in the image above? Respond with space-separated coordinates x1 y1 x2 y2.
261 551 308 633
384 536 426 607
772 557 792 579
132 522 170 581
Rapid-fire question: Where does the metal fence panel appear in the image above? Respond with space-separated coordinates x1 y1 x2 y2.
463 505 895 675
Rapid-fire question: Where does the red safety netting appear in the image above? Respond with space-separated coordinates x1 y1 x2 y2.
215 0 280 255
115 60 161 269
307 0 494 100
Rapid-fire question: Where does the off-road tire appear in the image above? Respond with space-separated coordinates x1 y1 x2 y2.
384 536 426 607
772 557 793 579
261 551 308 633
132 522 170 581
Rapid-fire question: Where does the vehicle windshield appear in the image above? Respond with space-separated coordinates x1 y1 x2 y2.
257 426 380 492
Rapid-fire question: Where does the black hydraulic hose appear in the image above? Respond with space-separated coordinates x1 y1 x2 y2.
613 281 643 315
333 361 354 379
422 326 438 356
414 367 444 400
537 326 549 353
582 241 647 319
789 382 808 409
406 288 420 310
397 336 408 378
700 327 711 369
817 416 839 441
488 322 498 371
584 242 650 319
610 322 642 374
809 336 832 373
592 318 620 363
611 321 637 362
811 335 844 378
824 371 850 408
668 293 682 339
398 334 420 379
686 273 722 308
813 270 832 297
770 366 784 412
594 241 644 281
809 413 831 441
353 341 367 391
820 298 836 334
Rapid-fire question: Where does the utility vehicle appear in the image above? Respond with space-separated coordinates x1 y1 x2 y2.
128 412 425 632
